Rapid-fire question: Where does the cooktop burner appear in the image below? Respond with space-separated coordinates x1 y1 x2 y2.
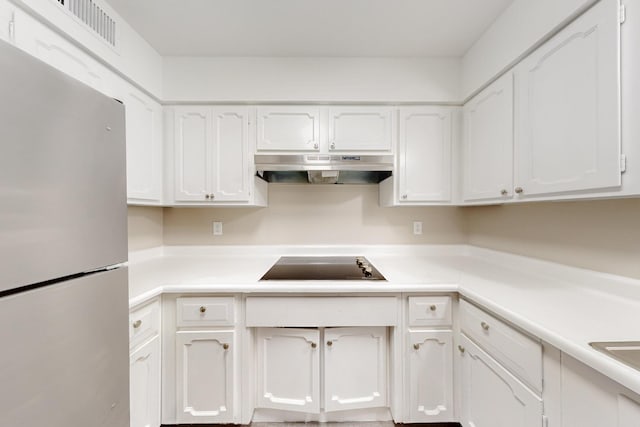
260 256 386 281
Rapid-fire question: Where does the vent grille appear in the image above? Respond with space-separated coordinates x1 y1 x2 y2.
53 0 116 46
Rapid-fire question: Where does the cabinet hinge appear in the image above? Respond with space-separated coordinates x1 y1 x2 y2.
619 4 627 24
621 154 627 173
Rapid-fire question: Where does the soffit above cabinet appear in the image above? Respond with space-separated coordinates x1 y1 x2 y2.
102 0 514 56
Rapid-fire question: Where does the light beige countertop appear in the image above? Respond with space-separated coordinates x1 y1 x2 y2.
127 244 640 397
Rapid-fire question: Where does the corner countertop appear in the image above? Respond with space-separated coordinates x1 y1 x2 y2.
127 244 640 397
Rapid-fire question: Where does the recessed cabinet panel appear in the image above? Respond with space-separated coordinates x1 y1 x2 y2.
324 327 387 412
174 107 211 202
398 107 452 202
176 330 234 424
256 106 321 151
328 107 394 152
408 330 454 422
256 328 320 413
514 0 621 197
463 73 514 202
130 336 161 427
459 335 542 427
212 107 250 201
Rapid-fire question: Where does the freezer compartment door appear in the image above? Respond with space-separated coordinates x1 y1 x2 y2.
0 41 127 293
0 267 129 427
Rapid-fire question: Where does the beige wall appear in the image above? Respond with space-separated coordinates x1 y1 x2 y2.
126 188 640 279
162 185 466 245
127 206 163 251
465 199 640 279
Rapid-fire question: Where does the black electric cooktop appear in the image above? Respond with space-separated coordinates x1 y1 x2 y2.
260 256 386 281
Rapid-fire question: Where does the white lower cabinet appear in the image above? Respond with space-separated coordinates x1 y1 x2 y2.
175 330 235 424
255 326 388 414
547 353 640 427
459 334 542 427
407 330 454 422
256 328 320 413
130 336 161 427
324 327 388 412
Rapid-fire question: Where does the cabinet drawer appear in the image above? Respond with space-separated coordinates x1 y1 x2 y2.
246 296 398 327
129 299 161 349
408 296 452 326
177 297 235 327
460 299 542 393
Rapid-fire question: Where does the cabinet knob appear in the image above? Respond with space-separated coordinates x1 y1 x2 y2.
330 142 336 150
132 320 142 329
481 321 490 331
199 306 207 314
313 143 319 149
327 340 333 347
500 189 508 196
514 187 524 194
413 343 420 350
205 194 210 199
458 345 465 354
311 342 317 349
223 343 229 350
210 194 215 200
402 194 408 200
430 304 437 311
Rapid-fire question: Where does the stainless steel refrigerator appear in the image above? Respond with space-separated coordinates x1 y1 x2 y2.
0 41 129 426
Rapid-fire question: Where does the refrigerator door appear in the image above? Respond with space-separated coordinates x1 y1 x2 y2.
0 41 127 294
0 267 129 427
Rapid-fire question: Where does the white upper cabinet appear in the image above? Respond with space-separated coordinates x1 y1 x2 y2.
328 107 394 152
13 9 115 98
256 106 321 152
395 107 453 203
513 0 621 198
463 73 514 202
211 107 251 201
120 83 163 204
174 107 211 202
173 106 253 204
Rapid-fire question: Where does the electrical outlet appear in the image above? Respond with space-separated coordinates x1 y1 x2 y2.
413 221 423 235
212 221 223 236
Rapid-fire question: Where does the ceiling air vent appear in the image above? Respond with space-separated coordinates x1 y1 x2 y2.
52 0 117 46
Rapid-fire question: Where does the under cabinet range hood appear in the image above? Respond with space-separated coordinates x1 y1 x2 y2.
255 154 394 184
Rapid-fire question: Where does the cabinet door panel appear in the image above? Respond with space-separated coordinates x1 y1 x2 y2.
514 0 621 197
398 107 452 202
408 330 454 422
123 84 162 203
174 107 211 202
324 327 387 412
176 331 234 424
130 336 161 427
256 328 320 413
256 106 320 151
212 107 250 201
460 334 542 427
463 73 514 202
328 107 393 152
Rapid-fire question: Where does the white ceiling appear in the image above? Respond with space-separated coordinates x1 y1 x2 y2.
104 0 514 57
